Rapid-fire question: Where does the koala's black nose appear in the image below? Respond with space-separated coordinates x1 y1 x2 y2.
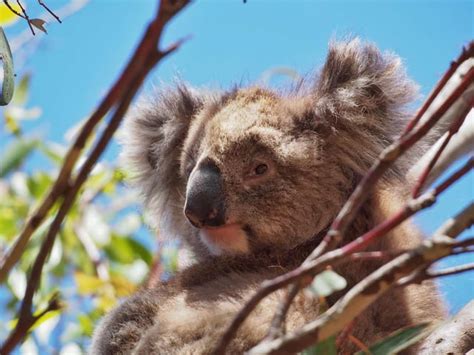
184 160 226 228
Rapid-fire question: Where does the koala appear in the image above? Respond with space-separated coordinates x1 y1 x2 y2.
91 39 446 354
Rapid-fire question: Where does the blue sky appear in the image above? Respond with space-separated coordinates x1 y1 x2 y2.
3 0 473 313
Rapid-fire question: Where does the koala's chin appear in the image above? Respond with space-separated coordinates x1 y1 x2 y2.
199 224 250 255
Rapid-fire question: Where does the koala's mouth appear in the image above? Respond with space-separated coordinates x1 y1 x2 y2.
199 223 250 255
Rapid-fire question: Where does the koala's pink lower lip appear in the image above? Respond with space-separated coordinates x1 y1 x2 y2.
200 223 249 254
203 223 241 231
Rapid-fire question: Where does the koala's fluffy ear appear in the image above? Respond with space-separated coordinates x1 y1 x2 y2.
119 85 205 206
313 38 417 129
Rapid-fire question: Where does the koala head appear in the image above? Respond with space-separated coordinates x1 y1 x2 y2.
121 39 417 258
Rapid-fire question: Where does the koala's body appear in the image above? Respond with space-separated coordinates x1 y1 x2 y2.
91 39 446 354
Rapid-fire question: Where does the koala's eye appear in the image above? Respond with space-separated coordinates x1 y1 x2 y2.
245 160 273 183
254 163 268 176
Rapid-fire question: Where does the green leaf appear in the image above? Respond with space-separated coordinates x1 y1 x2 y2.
38 141 65 164
78 314 94 336
27 171 53 199
12 73 31 105
355 323 432 355
0 214 16 238
301 335 337 355
161 245 179 274
75 272 106 295
110 274 136 297
104 235 152 265
4 111 21 135
31 310 61 332
309 269 347 297
0 138 39 177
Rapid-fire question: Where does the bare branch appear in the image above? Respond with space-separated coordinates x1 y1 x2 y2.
0 1 190 352
37 0 62 23
427 262 474 279
0 0 190 283
246 204 474 354
266 284 300 340
1 292 62 353
307 64 474 262
11 0 89 55
2 0 25 18
418 301 474 354
408 110 474 191
215 123 473 354
15 0 35 35
402 42 473 135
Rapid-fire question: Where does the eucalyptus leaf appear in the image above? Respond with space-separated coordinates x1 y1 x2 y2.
11 73 30 105
301 335 337 355
309 269 347 297
355 323 432 355
0 138 39 177
75 272 106 295
104 235 152 265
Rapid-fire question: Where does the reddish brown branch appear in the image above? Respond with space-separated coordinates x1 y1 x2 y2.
433 155 473 195
341 157 473 254
266 284 301 340
401 41 473 135
215 45 474 353
0 1 190 352
0 0 190 283
411 98 472 197
1 293 62 354
310 67 474 262
214 153 470 353
246 204 474 354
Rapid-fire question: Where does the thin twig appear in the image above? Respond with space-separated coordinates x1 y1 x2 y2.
213 153 473 354
267 251 398 337
15 0 35 35
403 261 474 286
0 1 190 352
401 41 473 135
411 95 473 197
1 292 62 353
246 204 474 354
341 157 473 254
0 0 190 283
37 0 62 23
2 0 24 18
11 0 89 55
266 284 301 340
308 67 474 262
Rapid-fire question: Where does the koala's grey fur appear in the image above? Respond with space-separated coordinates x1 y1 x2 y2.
91 39 446 354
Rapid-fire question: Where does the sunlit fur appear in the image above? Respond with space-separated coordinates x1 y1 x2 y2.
91 39 446 354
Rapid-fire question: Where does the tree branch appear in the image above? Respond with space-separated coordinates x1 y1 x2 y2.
0 1 190 352
307 60 474 262
214 43 474 354
246 204 474 354
418 301 474 354
37 0 62 23
213 155 472 354
0 0 189 284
